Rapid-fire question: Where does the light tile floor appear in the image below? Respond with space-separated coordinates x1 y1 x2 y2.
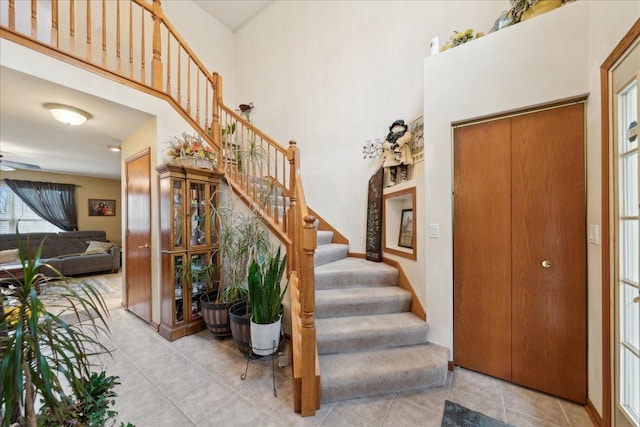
91 273 594 427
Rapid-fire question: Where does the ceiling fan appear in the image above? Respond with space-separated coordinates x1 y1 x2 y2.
0 154 42 172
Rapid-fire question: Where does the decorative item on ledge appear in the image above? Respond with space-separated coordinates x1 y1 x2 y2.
166 132 217 170
509 0 566 24
177 156 214 170
440 29 484 52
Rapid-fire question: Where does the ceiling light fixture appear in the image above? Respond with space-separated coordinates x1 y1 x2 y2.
108 146 121 152
44 103 92 126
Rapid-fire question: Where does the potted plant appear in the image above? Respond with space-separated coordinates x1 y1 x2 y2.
191 255 231 338
248 247 288 356
0 231 121 427
203 188 272 351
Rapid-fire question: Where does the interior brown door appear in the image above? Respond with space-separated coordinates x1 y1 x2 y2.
511 104 586 403
125 148 152 323
454 118 512 381
453 102 586 404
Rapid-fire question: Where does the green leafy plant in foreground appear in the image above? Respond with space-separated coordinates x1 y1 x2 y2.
0 231 112 427
37 371 123 427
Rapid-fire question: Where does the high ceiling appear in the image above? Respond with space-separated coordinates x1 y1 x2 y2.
0 2 270 181
193 0 271 32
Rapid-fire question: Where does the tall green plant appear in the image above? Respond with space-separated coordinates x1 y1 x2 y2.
0 232 111 427
248 247 288 325
210 188 272 304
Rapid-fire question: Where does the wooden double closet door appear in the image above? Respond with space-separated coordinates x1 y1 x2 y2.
453 102 587 404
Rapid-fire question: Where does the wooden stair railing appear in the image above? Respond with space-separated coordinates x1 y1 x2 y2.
287 143 321 416
0 0 319 416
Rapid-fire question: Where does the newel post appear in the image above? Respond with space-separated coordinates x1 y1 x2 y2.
151 0 163 91
212 72 222 169
300 214 318 416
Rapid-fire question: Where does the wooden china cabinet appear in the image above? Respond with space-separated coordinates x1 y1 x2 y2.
156 163 223 341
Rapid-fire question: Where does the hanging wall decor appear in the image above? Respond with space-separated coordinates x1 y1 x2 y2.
88 199 116 216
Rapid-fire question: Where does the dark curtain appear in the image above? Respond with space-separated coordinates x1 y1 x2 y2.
5 179 78 231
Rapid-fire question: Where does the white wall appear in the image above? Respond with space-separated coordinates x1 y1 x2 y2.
235 0 509 255
423 1 639 416
162 0 236 106
234 0 509 309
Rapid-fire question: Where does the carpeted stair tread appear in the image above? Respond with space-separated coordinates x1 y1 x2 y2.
316 312 428 354
315 257 398 289
316 287 411 318
317 230 334 246
319 343 449 403
314 243 349 267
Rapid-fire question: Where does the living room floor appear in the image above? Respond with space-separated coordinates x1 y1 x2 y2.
89 273 593 427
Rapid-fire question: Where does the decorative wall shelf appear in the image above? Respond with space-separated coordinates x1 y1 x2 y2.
383 186 416 260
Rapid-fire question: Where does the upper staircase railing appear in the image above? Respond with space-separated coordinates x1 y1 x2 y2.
0 0 319 416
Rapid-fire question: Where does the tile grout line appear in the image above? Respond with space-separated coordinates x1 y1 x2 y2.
379 393 396 426
556 398 572 426
106 309 199 426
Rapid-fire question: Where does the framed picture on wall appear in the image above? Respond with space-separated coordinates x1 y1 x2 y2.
409 114 424 162
398 209 414 249
89 199 116 216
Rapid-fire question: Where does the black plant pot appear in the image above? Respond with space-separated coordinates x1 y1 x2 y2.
200 291 231 338
229 300 251 354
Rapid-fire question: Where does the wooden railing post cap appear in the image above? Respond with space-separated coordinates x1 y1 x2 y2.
289 140 297 146
303 215 316 226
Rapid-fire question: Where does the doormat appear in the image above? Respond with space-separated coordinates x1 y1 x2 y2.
441 400 512 427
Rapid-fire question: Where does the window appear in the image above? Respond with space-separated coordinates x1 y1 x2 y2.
0 181 64 234
617 78 639 426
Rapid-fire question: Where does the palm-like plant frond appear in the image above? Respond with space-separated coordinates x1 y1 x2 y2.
0 231 111 427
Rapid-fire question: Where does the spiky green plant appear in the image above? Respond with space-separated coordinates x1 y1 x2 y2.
0 231 111 427
248 247 288 325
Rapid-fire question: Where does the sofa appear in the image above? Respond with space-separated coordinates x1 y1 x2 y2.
0 230 120 277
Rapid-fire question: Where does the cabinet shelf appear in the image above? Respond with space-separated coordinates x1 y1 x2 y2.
157 163 223 341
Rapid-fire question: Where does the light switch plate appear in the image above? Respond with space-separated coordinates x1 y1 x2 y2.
588 224 599 245
429 224 439 238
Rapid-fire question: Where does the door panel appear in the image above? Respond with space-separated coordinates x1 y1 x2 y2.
125 149 152 323
511 103 586 403
454 118 512 380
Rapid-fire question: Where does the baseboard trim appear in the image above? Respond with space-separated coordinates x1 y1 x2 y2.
585 399 602 427
448 361 455 371
347 252 365 259
149 321 160 332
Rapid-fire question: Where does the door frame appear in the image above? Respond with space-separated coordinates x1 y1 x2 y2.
600 18 640 427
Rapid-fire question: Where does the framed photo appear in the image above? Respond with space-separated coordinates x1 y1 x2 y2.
89 199 116 216
408 114 424 162
398 209 414 249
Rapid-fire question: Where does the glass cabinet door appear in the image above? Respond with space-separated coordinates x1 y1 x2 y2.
189 182 207 247
189 252 210 320
172 179 184 249
173 254 185 324
208 183 218 245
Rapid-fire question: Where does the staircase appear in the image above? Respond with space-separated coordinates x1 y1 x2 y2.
314 229 449 403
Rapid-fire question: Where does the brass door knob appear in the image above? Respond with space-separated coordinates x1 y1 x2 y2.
541 260 551 268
